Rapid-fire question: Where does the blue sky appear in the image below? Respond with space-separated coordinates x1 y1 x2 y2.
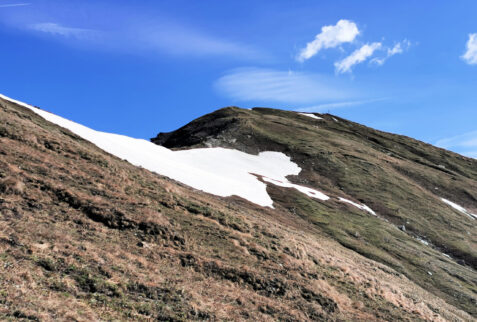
1 1 477 157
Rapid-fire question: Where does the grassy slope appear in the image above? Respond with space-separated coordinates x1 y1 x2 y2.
153 107 477 316
2 100 474 321
0 98 473 321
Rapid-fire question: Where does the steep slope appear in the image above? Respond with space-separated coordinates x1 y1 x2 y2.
153 107 477 315
0 96 474 320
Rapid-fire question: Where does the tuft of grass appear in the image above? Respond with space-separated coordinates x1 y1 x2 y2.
0 176 25 195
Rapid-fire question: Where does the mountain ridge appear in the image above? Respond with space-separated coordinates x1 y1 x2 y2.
152 105 477 315
0 95 476 320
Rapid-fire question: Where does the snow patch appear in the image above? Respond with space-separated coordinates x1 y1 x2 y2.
0 93 379 215
0 94 301 208
262 177 329 201
298 113 323 120
441 198 476 220
338 197 377 216
416 237 429 246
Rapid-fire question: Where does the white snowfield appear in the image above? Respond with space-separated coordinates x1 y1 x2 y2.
298 112 323 120
441 198 477 220
0 93 375 215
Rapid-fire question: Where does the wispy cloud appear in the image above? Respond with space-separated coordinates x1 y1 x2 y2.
27 21 259 59
297 19 359 62
334 42 382 73
298 97 388 112
462 33 477 65
1 2 265 61
436 130 477 158
29 22 95 39
215 67 357 105
0 3 29 8
135 23 263 59
371 40 411 66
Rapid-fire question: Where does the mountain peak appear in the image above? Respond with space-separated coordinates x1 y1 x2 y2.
151 104 477 314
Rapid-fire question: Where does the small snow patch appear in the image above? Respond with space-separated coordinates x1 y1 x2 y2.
416 237 429 246
263 177 329 201
441 198 476 220
338 197 377 216
298 113 323 120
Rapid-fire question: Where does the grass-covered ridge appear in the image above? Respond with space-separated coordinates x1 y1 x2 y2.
3 98 473 321
153 106 477 316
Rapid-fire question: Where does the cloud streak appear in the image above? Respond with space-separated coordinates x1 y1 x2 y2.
215 67 357 105
436 130 477 158
0 3 30 8
299 97 388 112
30 22 95 38
1 2 265 61
297 19 359 62
334 42 382 73
26 20 260 59
135 23 263 59
462 33 477 65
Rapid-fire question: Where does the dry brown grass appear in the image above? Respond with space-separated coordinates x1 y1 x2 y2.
0 176 24 195
0 97 474 321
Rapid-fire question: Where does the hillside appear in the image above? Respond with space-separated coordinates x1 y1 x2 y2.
153 107 477 315
0 96 475 321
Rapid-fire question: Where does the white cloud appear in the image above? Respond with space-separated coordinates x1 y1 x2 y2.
388 42 405 55
0 3 29 8
334 42 382 73
297 19 359 62
371 40 411 66
215 68 355 104
30 22 94 38
436 130 477 158
462 33 477 65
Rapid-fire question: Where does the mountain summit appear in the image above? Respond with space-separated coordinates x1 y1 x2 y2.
1 96 476 320
153 106 477 313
